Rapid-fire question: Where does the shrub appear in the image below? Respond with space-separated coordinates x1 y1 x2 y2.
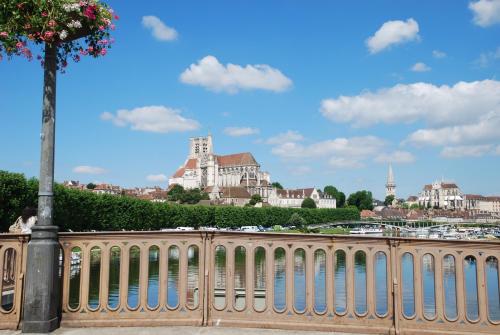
0 171 359 232
301 197 316 208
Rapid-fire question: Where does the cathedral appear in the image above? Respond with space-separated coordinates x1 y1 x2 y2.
169 134 272 200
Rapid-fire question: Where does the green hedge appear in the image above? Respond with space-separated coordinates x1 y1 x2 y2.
0 170 359 232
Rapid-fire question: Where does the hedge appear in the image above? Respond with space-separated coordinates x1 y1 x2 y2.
0 170 359 232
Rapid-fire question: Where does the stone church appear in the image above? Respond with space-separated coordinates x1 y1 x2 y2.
169 134 272 201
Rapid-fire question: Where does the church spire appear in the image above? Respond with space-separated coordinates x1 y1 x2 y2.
385 164 396 197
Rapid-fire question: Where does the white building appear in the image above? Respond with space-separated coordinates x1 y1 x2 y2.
418 181 464 209
169 134 272 200
267 188 336 209
464 195 500 216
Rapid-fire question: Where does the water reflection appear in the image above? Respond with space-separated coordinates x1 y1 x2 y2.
274 248 286 311
88 247 101 309
254 247 266 312
314 249 326 313
422 254 436 319
167 246 179 308
401 253 415 317
147 246 160 308
464 256 479 320
374 252 388 316
443 254 458 319
354 251 367 315
486 256 500 322
334 250 347 314
108 247 120 309
127 246 140 309
294 249 306 312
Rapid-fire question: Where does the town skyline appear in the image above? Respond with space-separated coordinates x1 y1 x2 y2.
1 0 499 200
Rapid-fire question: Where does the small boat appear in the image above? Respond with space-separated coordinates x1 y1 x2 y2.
350 227 384 235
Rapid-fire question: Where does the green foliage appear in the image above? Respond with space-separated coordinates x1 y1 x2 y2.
271 182 283 190
167 185 208 204
301 197 317 208
323 185 346 207
0 171 359 232
248 194 262 206
288 213 306 229
347 190 374 210
384 195 395 206
410 203 420 209
167 184 185 202
86 182 96 190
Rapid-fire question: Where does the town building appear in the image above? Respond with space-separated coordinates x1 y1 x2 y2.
417 181 464 210
169 134 272 201
464 194 500 216
62 180 87 191
267 188 336 208
385 164 396 198
93 183 122 195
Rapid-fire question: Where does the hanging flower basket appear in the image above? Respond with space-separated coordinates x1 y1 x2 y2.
0 0 118 69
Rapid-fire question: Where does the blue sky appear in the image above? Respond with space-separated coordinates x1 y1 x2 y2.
1 0 499 200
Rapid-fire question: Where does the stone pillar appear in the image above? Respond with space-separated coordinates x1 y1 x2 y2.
22 43 61 333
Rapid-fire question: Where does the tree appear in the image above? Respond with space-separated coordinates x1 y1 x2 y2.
347 190 374 211
410 203 420 209
1 2 118 331
301 197 317 208
271 182 283 189
323 185 346 207
86 182 96 190
384 195 395 206
288 213 307 231
167 184 185 202
180 188 209 204
248 194 262 206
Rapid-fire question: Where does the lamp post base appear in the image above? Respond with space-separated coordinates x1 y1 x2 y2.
22 225 61 333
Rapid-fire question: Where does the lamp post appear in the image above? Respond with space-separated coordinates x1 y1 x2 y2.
22 43 60 333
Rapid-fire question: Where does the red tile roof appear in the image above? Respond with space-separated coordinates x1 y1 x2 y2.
185 158 197 169
220 187 251 199
216 153 257 167
172 167 185 178
441 183 458 189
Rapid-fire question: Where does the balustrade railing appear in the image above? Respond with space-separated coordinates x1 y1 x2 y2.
0 234 28 329
1 231 499 334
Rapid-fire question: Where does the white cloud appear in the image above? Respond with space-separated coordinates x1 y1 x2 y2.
146 174 168 182
101 106 200 133
405 111 500 147
329 157 364 169
142 16 178 41
223 127 260 137
366 18 420 54
432 50 447 58
475 47 500 67
495 145 500 155
179 55 292 93
266 130 304 145
469 0 500 27
289 165 312 175
440 145 493 158
411 62 431 72
271 136 385 160
73 165 107 175
320 79 500 128
375 151 416 164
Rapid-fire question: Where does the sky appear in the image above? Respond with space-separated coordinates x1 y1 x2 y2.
1 0 500 200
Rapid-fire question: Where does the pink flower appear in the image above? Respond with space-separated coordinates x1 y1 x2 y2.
48 20 56 27
110 24 116 30
99 26 104 31
114 15 119 20
83 5 97 20
16 41 24 49
88 46 94 52
43 31 54 40
42 12 48 17
0 32 8 38
100 49 107 56
79 49 88 56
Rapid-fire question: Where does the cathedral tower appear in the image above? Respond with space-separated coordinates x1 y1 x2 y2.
385 164 396 197
189 134 213 159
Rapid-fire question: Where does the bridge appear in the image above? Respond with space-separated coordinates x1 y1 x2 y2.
0 231 499 334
